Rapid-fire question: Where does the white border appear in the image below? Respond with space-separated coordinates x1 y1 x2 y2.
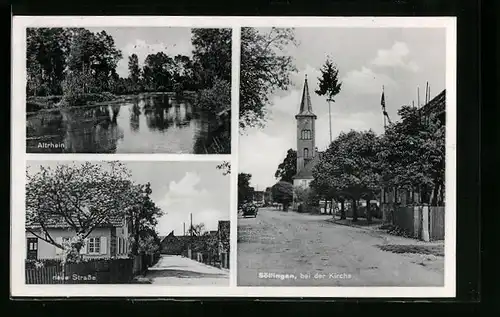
11 16 457 298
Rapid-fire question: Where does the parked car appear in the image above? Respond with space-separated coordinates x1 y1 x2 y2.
241 202 258 218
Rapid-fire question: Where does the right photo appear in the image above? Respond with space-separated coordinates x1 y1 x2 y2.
237 27 447 287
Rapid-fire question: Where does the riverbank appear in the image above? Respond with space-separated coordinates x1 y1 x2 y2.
26 91 198 114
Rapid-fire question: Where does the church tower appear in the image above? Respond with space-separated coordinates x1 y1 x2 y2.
293 75 317 188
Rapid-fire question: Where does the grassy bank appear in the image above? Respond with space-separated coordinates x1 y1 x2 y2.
26 91 198 113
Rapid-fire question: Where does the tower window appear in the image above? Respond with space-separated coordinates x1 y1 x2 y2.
304 148 309 158
301 129 312 140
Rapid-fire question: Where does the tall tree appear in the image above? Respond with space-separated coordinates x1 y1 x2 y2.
240 27 297 129
312 130 380 222
127 182 164 256
275 149 297 183
315 57 342 144
142 52 174 91
238 173 254 206
26 28 71 96
216 161 231 176
25 161 139 263
378 106 445 206
191 28 232 89
128 53 141 92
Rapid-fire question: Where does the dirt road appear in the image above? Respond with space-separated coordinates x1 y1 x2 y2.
237 208 444 286
144 255 229 286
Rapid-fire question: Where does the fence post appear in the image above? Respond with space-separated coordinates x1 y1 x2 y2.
413 206 421 239
421 205 430 242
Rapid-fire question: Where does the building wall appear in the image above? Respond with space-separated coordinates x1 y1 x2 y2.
296 117 316 173
26 227 114 259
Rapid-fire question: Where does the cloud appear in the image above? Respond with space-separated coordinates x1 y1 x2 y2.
371 41 419 72
341 66 397 95
155 172 226 235
116 39 193 77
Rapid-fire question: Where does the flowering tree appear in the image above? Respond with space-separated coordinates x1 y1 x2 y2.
26 161 140 263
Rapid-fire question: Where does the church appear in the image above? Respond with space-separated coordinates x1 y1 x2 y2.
292 75 324 189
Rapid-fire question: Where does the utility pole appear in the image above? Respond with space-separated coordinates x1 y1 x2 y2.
328 98 332 144
183 222 185 236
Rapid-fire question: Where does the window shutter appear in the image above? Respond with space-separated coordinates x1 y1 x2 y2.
100 237 107 255
55 237 63 255
80 238 88 255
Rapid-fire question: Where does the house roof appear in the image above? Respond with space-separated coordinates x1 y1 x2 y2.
419 89 445 117
295 76 317 118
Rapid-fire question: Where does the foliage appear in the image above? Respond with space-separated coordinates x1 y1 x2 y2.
195 78 231 114
218 221 230 253
312 130 380 221
275 149 297 183
216 161 231 176
315 56 342 102
128 53 142 93
240 202 258 215
240 27 297 130
271 181 294 211
26 161 139 263
127 182 164 256
293 185 311 203
378 106 445 204
238 173 254 206
188 223 206 237
191 28 232 89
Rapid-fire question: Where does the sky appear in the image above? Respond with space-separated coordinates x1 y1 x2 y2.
239 27 447 190
26 160 230 237
87 27 194 78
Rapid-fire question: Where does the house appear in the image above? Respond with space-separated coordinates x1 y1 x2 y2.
160 220 230 256
25 215 131 260
292 75 324 190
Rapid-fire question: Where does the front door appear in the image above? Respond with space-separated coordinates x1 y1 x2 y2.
27 238 38 260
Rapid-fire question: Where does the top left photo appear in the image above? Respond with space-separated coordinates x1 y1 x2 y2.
25 27 232 154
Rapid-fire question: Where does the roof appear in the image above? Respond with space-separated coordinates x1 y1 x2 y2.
26 214 125 230
419 89 445 117
293 154 321 180
295 76 317 118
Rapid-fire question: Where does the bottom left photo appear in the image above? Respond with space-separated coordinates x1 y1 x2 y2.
24 160 231 286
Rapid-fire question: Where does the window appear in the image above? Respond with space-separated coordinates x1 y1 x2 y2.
28 241 37 251
304 148 309 158
301 129 311 140
88 237 101 254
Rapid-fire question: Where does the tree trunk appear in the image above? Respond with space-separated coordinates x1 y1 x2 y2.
329 198 333 215
340 200 346 220
352 199 358 222
366 198 372 223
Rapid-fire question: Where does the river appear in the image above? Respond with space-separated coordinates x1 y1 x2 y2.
26 94 230 154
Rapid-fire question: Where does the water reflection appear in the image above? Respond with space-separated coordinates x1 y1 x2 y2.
26 94 230 154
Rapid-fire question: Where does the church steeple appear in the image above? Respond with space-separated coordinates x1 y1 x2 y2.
293 74 317 184
296 75 316 118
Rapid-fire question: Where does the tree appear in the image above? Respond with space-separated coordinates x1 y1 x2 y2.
191 28 232 89
142 52 174 92
25 161 139 263
271 181 294 211
240 27 297 129
378 106 445 206
315 57 342 144
188 223 206 237
312 130 380 222
275 149 297 183
238 173 254 206
128 53 142 92
26 28 71 96
127 182 163 256
216 161 231 176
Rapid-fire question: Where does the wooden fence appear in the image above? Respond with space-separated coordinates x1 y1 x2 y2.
429 206 445 240
191 251 230 269
388 205 445 241
26 258 134 284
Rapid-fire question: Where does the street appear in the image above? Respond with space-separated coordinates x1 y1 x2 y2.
141 255 229 286
237 208 444 286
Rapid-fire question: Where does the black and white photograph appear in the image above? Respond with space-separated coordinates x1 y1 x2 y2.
26 27 231 154
25 160 230 286
238 27 450 287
